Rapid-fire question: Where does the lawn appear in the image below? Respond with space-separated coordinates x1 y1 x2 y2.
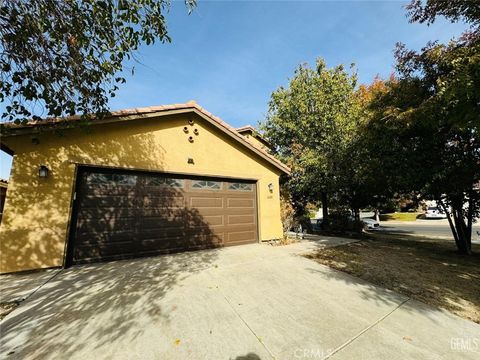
378 212 422 221
306 233 480 323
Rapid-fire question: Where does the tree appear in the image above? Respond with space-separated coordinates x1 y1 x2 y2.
334 77 394 221
0 0 196 124
405 0 480 32
261 58 358 225
365 40 480 254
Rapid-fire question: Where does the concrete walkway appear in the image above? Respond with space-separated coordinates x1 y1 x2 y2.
0 237 478 360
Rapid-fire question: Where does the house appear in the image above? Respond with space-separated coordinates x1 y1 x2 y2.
0 102 289 273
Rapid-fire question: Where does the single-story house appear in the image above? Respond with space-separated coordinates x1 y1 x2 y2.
0 101 289 273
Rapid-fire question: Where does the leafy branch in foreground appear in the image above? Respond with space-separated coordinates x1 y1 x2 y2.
0 0 196 124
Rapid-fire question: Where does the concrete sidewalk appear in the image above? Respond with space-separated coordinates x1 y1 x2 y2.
0 237 478 360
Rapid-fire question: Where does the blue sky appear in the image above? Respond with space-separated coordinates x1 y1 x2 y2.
0 0 468 179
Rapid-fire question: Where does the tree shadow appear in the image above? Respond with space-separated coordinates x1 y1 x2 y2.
0 247 220 359
304 233 480 324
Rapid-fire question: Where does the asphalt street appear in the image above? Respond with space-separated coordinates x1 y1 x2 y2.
376 219 480 243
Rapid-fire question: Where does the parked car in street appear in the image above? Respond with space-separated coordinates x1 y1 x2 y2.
361 218 380 230
425 206 447 219
310 217 380 231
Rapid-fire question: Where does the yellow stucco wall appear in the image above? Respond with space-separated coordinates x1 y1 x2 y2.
0 113 283 273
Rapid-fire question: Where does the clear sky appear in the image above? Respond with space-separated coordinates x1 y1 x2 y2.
0 0 468 179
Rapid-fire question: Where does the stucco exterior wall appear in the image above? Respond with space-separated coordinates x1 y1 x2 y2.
0 114 283 273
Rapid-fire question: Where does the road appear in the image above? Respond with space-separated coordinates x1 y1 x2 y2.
375 218 480 242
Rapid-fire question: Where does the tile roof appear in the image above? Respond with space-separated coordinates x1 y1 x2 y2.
236 125 257 133
2 101 290 174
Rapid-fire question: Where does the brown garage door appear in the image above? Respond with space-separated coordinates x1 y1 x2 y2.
68 168 258 265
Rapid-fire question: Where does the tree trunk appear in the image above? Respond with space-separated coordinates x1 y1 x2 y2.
466 191 474 246
441 198 472 255
353 208 360 222
452 211 471 255
321 192 329 228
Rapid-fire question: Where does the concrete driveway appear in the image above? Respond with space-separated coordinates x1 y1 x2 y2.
1 238 478 360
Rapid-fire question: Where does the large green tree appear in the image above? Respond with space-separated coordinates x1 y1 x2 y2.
333 78 396 221
0 0 196 124
262 58 359 224
364 0 480 254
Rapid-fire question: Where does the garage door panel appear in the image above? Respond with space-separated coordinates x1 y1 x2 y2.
139 237 187 251
227 230 256 243
184 233 223 246
227 198 254 208
74 242 136 261
140 214 183 225
189 197 223 208
224 208 257 217
75 230 135 242
138 227 186 240
80 197 136 209
228 214 255 225
78 211 136 225
76 216 136 231
71 169 258 264
142 195 185 208
203 215 225 226
138 210 183 221
188 209 226 220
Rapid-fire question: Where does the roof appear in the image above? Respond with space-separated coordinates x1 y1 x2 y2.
1 101 290 174
236 125 272 147
236 125 258 133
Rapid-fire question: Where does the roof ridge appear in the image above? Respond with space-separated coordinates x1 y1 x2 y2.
2 102 290 174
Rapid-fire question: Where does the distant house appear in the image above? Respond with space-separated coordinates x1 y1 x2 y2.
0 102 289 273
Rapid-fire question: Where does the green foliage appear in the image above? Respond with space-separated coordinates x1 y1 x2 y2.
406 0 480 31
262 58 360 216
378 213 421 222
365 36 480 253
0 0 196 124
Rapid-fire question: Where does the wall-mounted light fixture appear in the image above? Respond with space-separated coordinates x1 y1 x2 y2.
193 128 199 135
188 136 194 143
268 183 274 192
188 119 195 126
183 126 189 133
39 165 49 178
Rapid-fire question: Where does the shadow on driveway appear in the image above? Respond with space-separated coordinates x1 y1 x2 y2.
1 249 218 359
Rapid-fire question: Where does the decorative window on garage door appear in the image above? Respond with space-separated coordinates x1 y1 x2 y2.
86 173 137 185
228 182 253 191
191 180 221 190
145 176 184 188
